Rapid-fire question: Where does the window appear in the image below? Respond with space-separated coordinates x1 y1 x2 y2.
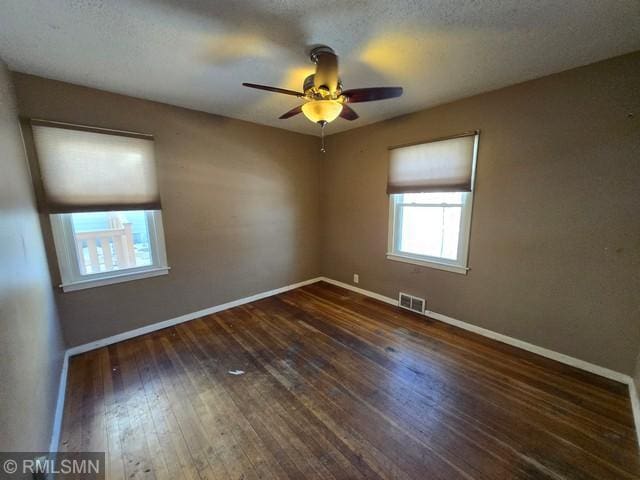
50 210 167 291
31 120 169 291
387 133 478 274
388 192 473 273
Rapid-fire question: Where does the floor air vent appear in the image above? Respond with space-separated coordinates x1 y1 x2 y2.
398 292 425 314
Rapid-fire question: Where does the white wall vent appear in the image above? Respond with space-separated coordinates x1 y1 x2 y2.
398 292 425 314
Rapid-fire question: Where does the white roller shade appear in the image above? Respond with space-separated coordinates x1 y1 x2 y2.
387 133 478 194
32 120 160 213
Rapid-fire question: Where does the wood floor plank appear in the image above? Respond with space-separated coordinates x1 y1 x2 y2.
276 289 640 464
146 331 237 479
211 310 420 480
137 334 209 480
191 313 385 480
309 283 633 424
180 317 340 480
289 285 637 445
110 342 157 480
252 295 635 479
300 284 632 426
278 288 640 475
59 281 640 479
238 300 554 479
171 321 300 480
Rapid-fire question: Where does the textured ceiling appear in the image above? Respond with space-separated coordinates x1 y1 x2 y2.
1 0 639 136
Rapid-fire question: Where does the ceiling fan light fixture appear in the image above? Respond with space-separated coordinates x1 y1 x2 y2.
301 100 343 124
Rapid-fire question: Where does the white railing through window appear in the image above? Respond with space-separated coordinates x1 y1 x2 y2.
74 214 136 274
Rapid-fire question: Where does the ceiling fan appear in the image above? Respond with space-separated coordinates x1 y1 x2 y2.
243 45 403 151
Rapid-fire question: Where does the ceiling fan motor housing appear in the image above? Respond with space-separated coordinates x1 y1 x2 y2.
309 46 340 95
304 74 342 98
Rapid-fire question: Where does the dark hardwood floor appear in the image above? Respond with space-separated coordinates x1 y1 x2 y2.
60 281 640 479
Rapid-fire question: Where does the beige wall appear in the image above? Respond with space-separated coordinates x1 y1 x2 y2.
0 61 65 450
10 52 639 376
13 73 322 347
321 52 640 375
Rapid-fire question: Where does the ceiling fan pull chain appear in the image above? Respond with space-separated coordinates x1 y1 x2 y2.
321 122 326 153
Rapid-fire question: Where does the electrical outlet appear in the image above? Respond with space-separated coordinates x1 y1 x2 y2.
353 273 359 284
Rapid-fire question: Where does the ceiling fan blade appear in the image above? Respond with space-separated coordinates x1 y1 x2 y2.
342 87 403 103
278 105 303 119
242 83 304 97
340 104 359 121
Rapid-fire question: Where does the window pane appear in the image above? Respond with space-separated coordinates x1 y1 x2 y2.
399 206 444 258
398 205 462 260
402 192 463 204
70 210 153 275
442 207 462 260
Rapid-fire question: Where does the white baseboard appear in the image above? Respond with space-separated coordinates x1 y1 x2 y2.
49 351 69 453
51 276 323 451
321 276 640 446
66 276 324 357
320 277 631 385
51 274 639 450
424 310 631 384
630 381 640 447
321 277 398 306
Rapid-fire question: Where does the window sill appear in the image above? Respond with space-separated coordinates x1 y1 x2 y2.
60 266 170 292
386 253 469 275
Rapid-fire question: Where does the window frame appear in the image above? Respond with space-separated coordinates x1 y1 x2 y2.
386 134 478 275
50 210 169 292
387 192 474 274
